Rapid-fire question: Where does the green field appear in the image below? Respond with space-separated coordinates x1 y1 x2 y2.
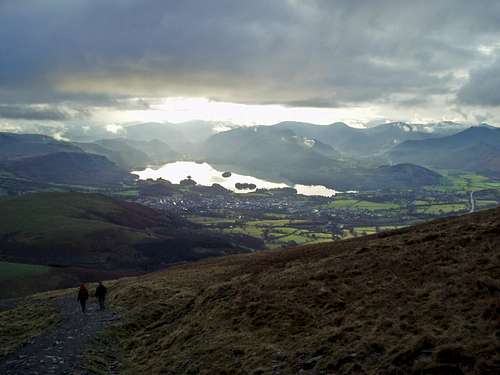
476 200 498 208
436 171 500 192
266 229 333 248
224 224 265 238
340 225 406 239
188 216 237 225
327 199 400 211
263 212 289 219
416 202 468 214
214 217 333 248
246 219 307 226
112 189 140 198
0 261 49 281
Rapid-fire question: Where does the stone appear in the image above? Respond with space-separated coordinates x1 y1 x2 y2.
303 355 323 370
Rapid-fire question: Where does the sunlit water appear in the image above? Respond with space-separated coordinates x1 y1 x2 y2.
294 184 337 197
132 161 338 197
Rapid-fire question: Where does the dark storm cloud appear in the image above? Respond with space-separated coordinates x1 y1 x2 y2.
457 57 500 106
0 105 73 121
1 0 500 108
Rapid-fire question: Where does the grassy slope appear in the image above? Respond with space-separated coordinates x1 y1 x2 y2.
0 192 152 240
0 192 258 297
0 265 139 299
0 298 60 358
0 192 156 267
0 262 49 280
95 208 500 374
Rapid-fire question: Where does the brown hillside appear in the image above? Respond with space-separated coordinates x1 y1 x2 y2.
101 208 500 374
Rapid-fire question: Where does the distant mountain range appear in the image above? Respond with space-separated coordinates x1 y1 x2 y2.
390 127 500 177
116 120 488 156
0 152 131 187
0 132 179 190
272 121 435 157
123 120 237 150
0 120 497 193
196 122 499 188
0 133 127 188
198 125 441 190
0 132 81 159
76 138 179 170
100 120 488 160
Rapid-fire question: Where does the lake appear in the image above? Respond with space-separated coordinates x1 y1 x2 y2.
132 161 338 197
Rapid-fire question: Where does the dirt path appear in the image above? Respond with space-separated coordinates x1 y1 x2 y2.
0 297 119 375
0 297 18 312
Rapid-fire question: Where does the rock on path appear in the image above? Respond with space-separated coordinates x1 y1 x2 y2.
0 297 119 375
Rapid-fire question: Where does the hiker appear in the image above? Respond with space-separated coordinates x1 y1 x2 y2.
95 281 108 311
77 284 89 313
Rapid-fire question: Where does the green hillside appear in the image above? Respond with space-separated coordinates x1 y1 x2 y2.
0 192 153 250
0 192 256 272
0 152 130 187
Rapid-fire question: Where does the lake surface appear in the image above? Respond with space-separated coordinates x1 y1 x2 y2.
132 161 338 197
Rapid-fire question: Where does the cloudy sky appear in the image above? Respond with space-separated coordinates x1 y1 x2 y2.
1 0 500 131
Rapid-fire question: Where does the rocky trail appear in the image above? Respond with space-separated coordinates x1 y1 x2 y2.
0 297 119 375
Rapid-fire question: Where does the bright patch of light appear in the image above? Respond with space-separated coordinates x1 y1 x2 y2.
93 97 376 127
295 184 337 197
133 161 340 196
52 132 69 141
132 161 288 192
303 138 316 147
477 44 498 56
105 124 124 134
212 124 233 133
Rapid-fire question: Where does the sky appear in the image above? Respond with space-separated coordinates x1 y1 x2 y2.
1 0 500 131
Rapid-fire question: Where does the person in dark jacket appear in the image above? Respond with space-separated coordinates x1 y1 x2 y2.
77 284 89 313
95 281 107 311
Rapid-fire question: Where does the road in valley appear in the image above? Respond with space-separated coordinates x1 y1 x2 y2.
469 191 476 213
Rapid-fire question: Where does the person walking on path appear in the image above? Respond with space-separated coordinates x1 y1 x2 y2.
95 281 108 311
77 284 89 313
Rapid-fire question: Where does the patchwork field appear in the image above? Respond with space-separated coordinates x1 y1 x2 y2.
415 202 468 214
327 199 400 211
436 171 500 192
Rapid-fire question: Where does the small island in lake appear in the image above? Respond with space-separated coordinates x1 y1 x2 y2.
235 182 257 190
180 175 197 186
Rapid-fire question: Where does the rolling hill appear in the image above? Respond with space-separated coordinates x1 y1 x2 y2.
0 133 136 189
390 127 500 177
76 138 179 170
66 204 500 374
126 139 180 165
0 152 131 187
0 132 82 160
0 192 260 273
75 139 151 170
